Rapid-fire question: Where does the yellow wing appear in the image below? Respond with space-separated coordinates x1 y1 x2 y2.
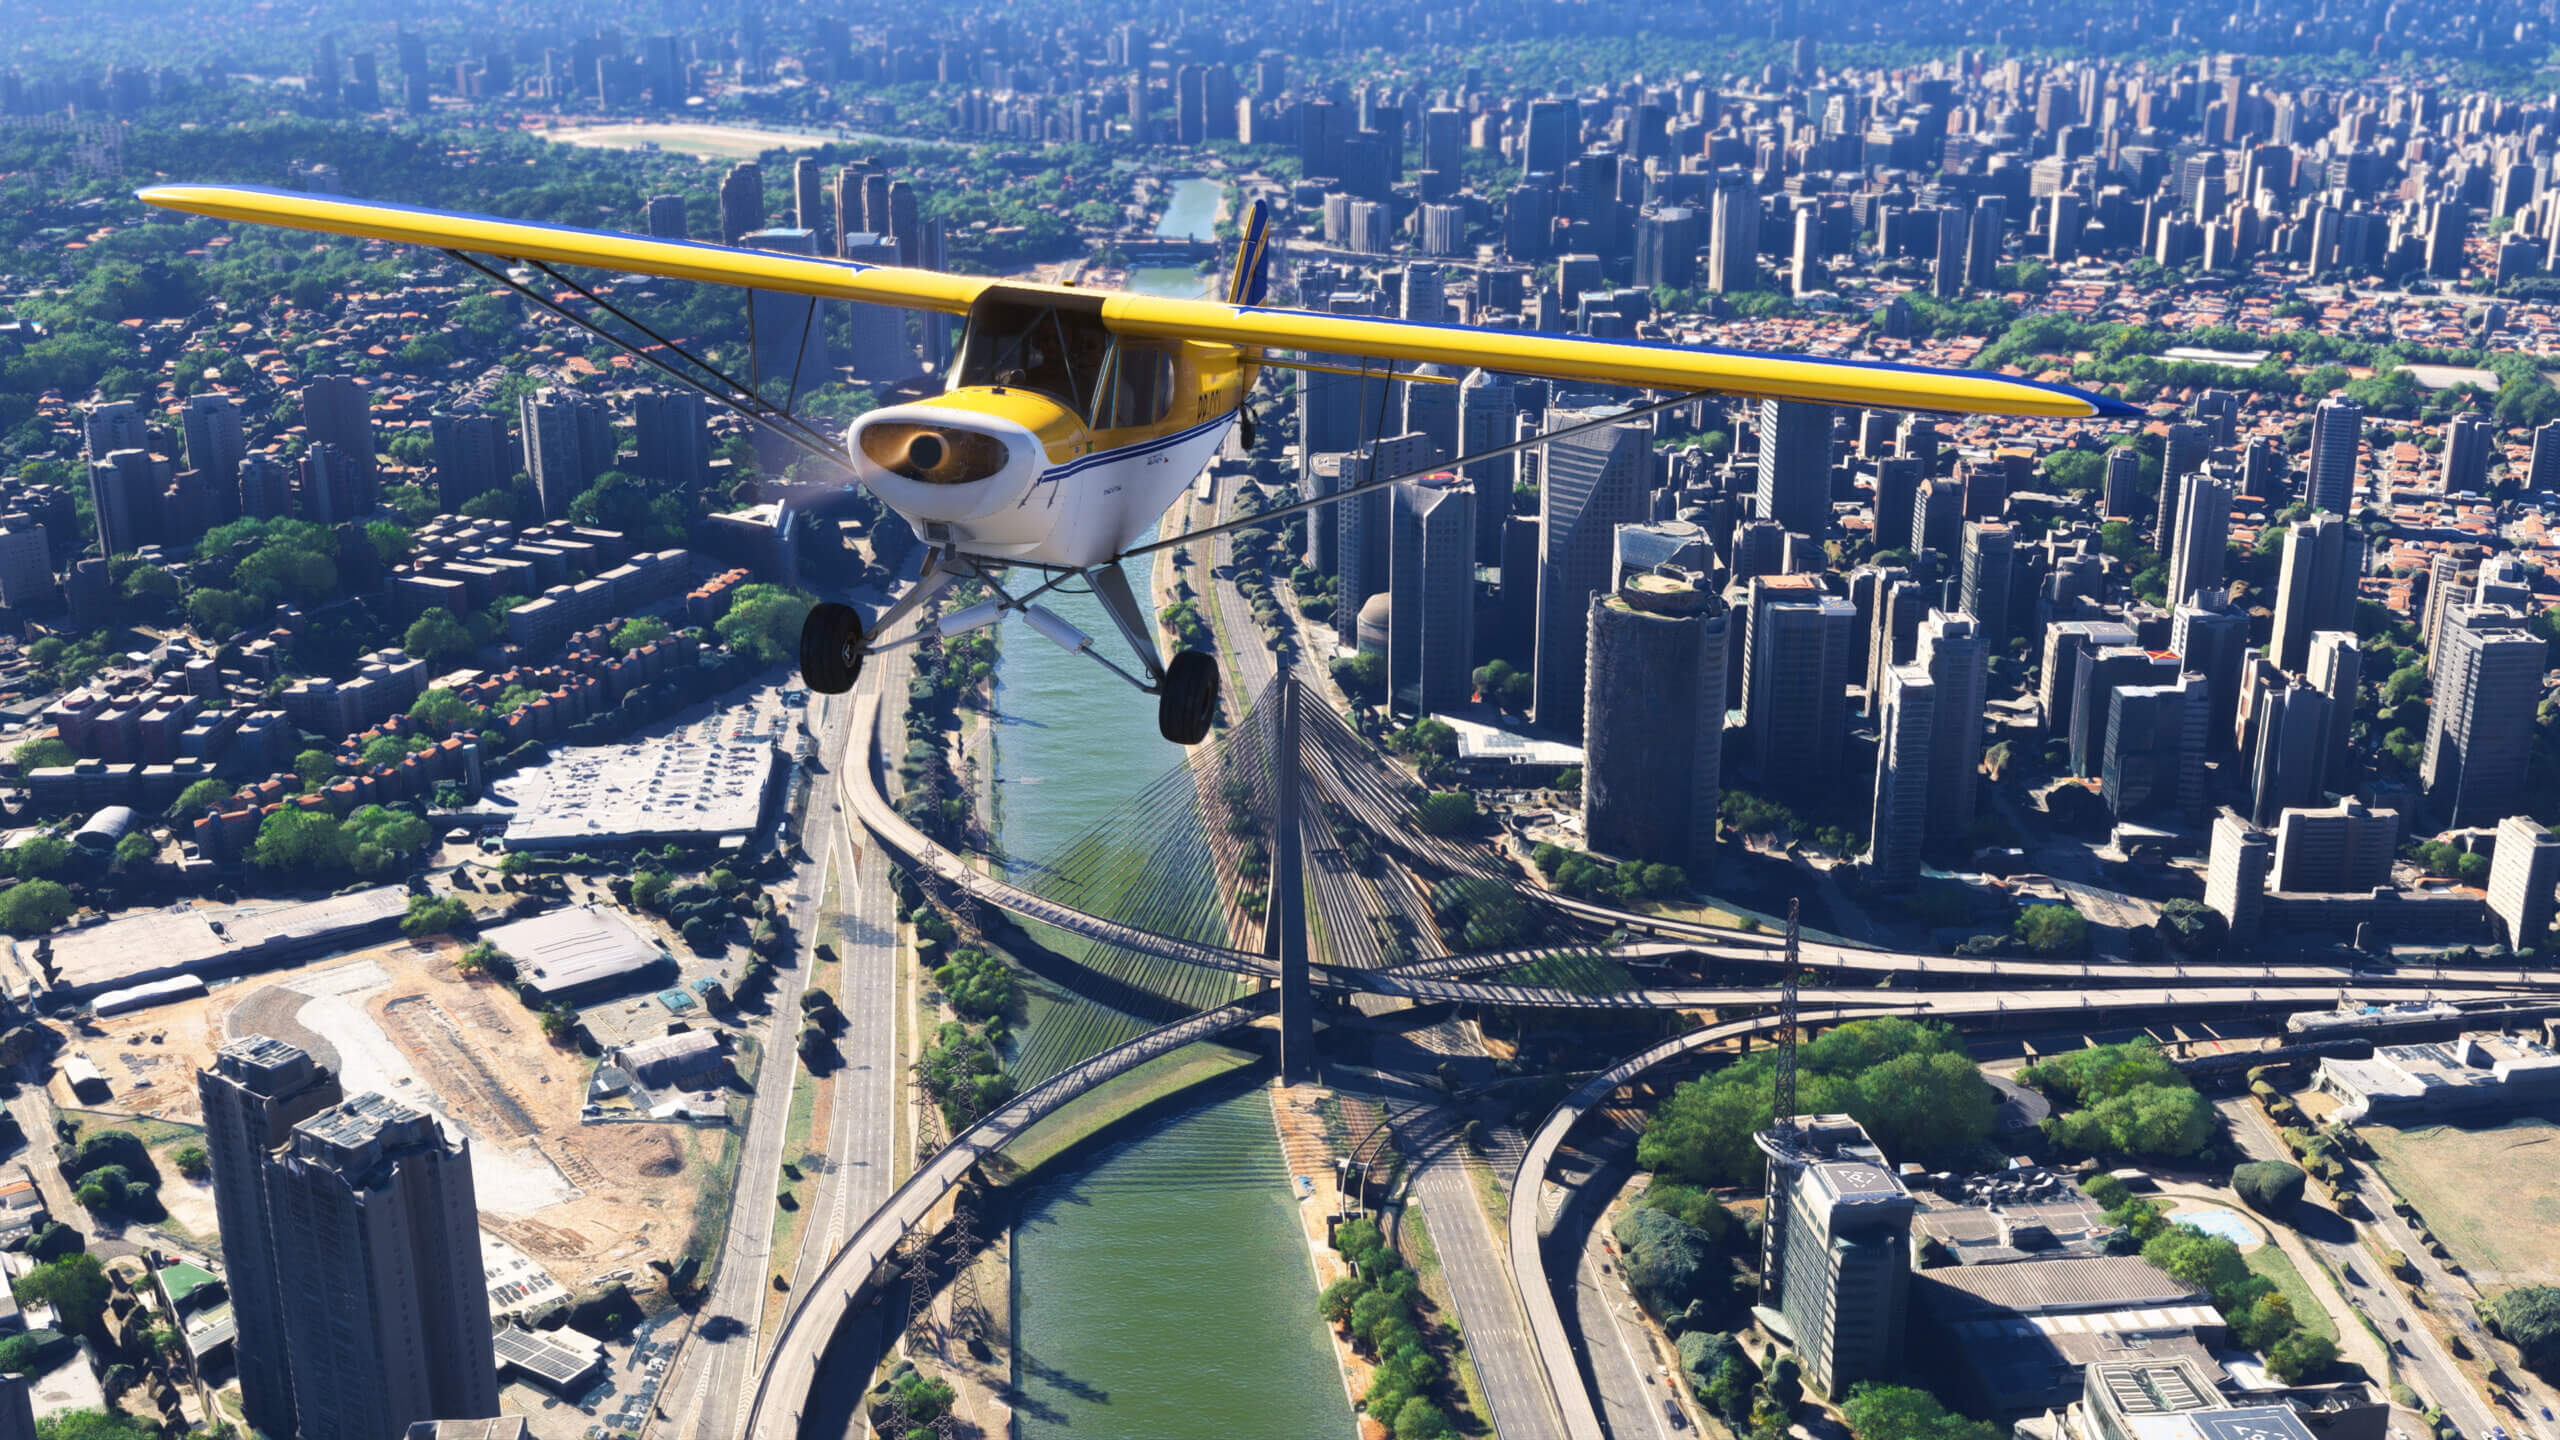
136 184 2131 420
136 184 989 314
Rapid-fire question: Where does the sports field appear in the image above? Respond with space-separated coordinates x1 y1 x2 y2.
2367 1117 2560 1291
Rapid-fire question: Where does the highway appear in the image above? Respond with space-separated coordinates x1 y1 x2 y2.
655 681 864 1440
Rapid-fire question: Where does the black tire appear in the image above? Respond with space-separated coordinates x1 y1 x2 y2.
798 601 866 695
1157 649 1220 745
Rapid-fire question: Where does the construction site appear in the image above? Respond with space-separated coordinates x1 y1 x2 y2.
63 935 732 1305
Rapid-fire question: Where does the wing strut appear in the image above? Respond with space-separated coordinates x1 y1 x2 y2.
442 250 855 476
1117 388 1711 560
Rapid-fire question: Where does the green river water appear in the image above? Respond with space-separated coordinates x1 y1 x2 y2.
991 170 1353 1440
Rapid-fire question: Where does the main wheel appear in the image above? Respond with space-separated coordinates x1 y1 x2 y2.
799 601 867 695
1157 649 1220 745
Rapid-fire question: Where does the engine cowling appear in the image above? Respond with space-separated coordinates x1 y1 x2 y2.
847 405 1043 525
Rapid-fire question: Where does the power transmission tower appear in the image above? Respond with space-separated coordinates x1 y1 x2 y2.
1756 898 1804 1307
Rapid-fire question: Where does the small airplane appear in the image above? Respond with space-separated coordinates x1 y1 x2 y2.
137 183 2133 744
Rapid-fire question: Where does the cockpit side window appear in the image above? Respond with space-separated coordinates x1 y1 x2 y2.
1107 343 1178 430
952 296 1111 413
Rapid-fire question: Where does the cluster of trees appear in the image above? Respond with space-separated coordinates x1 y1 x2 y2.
1410 791 1479 836
1330 650 1383 703
717 584 817 668
1721 790 1865 860
2020 1040 2214 1158
1614 1183 1746 1332
60 1130 161 1221
2406 839 2491 885
1637 1018 1996 1186
1530 842 1687 904
1159 598 1215 653
1428 877 1539 951
2232 1160 2309 1218
932 947 1016 1023
628 865 776 957
1842 1383 2004 1440
1470 658 1535 712
400 893 473 939
917 1020 1012 1126
1317 1218 1455 1440
2488 1287 2560 1379
0 881 75 937
251 803 432 878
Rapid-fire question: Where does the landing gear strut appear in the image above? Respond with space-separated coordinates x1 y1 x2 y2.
1158 649 1221 745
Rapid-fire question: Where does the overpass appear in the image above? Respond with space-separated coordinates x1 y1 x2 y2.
746 680 2560 1438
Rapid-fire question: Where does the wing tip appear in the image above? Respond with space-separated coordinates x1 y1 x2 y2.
2085 391 2146 420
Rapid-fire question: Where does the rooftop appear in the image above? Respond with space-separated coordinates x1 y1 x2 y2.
482 905 665 998
490 688 786 849
36 886 411 999
1917 1254 2210 1317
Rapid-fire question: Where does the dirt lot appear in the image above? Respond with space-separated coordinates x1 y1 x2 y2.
2367 1117 2560 1292
65 938 722 1296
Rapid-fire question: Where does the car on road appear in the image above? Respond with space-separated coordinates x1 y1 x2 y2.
1664 1398 1688 1430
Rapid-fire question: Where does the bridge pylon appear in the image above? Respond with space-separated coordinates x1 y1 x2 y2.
1269 664 1314 1083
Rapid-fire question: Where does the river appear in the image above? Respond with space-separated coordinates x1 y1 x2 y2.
992 167 1352 1440
1129 175 1223 300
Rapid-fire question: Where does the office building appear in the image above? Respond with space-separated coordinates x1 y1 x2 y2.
269 1093 499 1439
2272 799 2399 893
2489 816 2560 950
2102 671 2206 821
2247 680 2331 827
2163 473 2231 607
2441 413 2494 493
1867 662 1936 890
643 194 687 240
717 161 762 245
1755 398 1832 536
838 232 912 380
0 526 48 611
301 376 377 508
2101 446 2140 520
2268 515 2364 672
1338 432 1436 649
1388 475 1475 716
2529 420 2560 494
80 399 148 462
1744 573 1857 798
428 409 508 512
1957 522 2013 650
1635 206 1700 290
1918 611 1988 847
1533 412 1652 734
2070 646 2180 780
2206 809 2274 941
88 449 163 558
1911 476 1962 557
2040 620 2137 743
742 229 831 394
1761 1115 1913 1399
2420 552 2467 671
792 156 827 250
1865 573 1924 716
1708 171 1759 293
2306 631 2362 790
1583 573 1726 873
199 1036 345 1438
2170 598 2248 752
180 393 247 494
2424 607 2545 828
2305 396 2363 514
1457 371 1516 562
633 389 710 490
518 388 613 521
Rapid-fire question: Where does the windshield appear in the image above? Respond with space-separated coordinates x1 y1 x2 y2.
951 294 1112 413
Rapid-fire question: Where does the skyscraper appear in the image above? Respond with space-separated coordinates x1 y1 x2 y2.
2155 422 2209 544
1754 399 1833 536
518 388 613 520
2487 816 2560 950
838 233 912 380
301 375 377 509
2102 670 2208 821
1457 371 1516 564
633 389 710 489
2271 799 2400 893
428 409 508 512
1533 413 1653 733
1957 522 2013 650
268 1093 499 1439
2423 607 2544 828
2248 679 2332 826
2441 413 2494 493
1583 573 1726 873
2528 420 2560 494
2040 620 2137 744
1760 1115 1913 1399
2268 514 2364 672
199 1037 345 1439
2206 809 2273 942
88 449 164 557
1338 432 1436 649
2306 631 2362 791
717 161 763 245
2070 645 2180 779
792 156 827 251
1743 573 1856 798
2172 597 2250 752
1520 99 1571 177
742 229 832 394
79 399 148 462
2305 396 2364 514
1707 171 1759 293
180 393 247 494
1918 611 1987 846
2165 472 2233 607
1387 475 1475 716
1866 661 1936 890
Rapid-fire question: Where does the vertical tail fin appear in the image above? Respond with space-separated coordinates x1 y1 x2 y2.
1224 197 1272 308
